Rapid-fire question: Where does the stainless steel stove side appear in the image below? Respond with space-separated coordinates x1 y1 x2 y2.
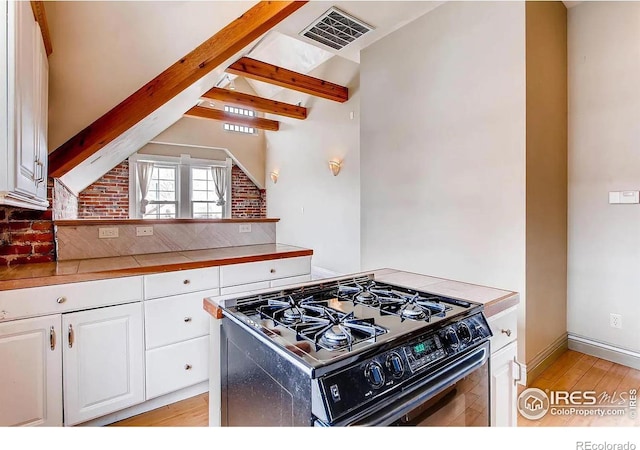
220 316 314 426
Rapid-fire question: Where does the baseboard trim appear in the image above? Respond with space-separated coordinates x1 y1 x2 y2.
525 333 568 385
75 381 209 427
568 335 640 370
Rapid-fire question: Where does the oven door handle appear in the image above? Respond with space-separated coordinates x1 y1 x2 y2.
345 344 489 427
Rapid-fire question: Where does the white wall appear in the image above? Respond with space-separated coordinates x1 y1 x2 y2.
567 2 640 352
360 1 527 355
45 0 256 152
266 56 361 275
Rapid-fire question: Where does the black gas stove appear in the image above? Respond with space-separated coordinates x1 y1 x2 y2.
219 274 493 426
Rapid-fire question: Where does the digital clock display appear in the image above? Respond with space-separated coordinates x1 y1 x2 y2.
412 337 437 355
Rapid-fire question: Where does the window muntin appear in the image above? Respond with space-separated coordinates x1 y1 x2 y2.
191 167 223 219
143 165 178 219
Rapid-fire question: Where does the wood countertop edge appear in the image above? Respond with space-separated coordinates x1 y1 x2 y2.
0 249 314 291
484 292 520 318
54 218 280 226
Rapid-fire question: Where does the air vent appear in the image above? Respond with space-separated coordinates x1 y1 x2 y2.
299 7 373 51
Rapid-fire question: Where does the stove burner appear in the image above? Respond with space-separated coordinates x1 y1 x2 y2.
339 281 399 307
294 309 386 352
355 291 377 305
282 307 302 323
400 304 427 320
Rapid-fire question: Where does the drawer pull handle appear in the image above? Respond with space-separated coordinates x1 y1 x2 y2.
68 324 74 348
513 357 523 386
185 364 192 371
501 329 512 337
0 310 7 320
183 279 191 285
184 317 192 323
50 326 56 351
270 269 276 274
56 297 66 304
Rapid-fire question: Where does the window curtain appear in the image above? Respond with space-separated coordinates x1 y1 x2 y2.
136 161 154 216
211 166 227 207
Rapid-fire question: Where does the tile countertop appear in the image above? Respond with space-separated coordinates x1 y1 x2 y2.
204 268 519 319
0 244 314 291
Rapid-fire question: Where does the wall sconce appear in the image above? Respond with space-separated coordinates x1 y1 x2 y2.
270 171 279 184
329 160 342 177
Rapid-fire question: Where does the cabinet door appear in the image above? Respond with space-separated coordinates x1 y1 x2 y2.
490 341 518 427
34 24 48 201
0 315 62 427
14 0 38 197
63 303 144 426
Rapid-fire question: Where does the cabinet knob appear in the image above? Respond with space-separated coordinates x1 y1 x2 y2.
0 310 6 320
56 296 66 304
184 364 192 371
183 317 192 323
501 329 512 337
270 268 276 274
183 279 190 285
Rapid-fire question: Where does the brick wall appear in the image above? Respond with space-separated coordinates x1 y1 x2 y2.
231 165 266 219
0 180 55 267
78 160 129 219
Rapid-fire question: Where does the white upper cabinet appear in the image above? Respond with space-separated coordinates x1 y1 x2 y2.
1 1 49 210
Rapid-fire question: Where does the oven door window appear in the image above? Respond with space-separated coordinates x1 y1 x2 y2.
391 362 488 426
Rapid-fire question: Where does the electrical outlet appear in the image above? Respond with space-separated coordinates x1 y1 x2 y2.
136 226 154 237
98 227 119 239
239 224 251 233
610 313 622 329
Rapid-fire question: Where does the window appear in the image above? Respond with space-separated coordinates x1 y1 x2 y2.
224 105 255 117
130 154 231 219
191 167 223 219
223 123 256 135
143 165 177 219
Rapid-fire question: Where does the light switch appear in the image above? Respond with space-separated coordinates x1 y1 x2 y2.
609 191 639 204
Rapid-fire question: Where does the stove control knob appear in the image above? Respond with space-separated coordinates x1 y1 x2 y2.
364 361 385 389
385 352 405 379
457 322 473 344
444 327 460 350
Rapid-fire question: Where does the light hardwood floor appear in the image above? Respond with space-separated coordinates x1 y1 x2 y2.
108 351 640 427
518 350 640 427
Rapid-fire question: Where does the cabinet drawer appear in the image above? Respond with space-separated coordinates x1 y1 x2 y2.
220 256 311 287
220 281 270 296
270 274 312 288
145 336 209 400
488 306 517 353
0 276 143 322
144 289 217 349
144 266 220 299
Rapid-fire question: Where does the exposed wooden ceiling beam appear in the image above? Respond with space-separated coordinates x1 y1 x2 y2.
31 1 52 56
48 1 306 178
201 87 307 120
185 106 279 132
226 57 348 103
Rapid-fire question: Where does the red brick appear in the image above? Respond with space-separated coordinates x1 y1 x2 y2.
33 243 55 254
0 244 32 255
0 209 5 221
9 221 32 231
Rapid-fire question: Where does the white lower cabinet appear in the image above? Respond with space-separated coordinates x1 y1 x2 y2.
0 314 62 426
146 336 209 399
62 302 145 426
488 306 520 427
490 341 518 427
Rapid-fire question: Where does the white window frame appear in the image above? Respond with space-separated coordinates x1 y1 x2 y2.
129 154 232 219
